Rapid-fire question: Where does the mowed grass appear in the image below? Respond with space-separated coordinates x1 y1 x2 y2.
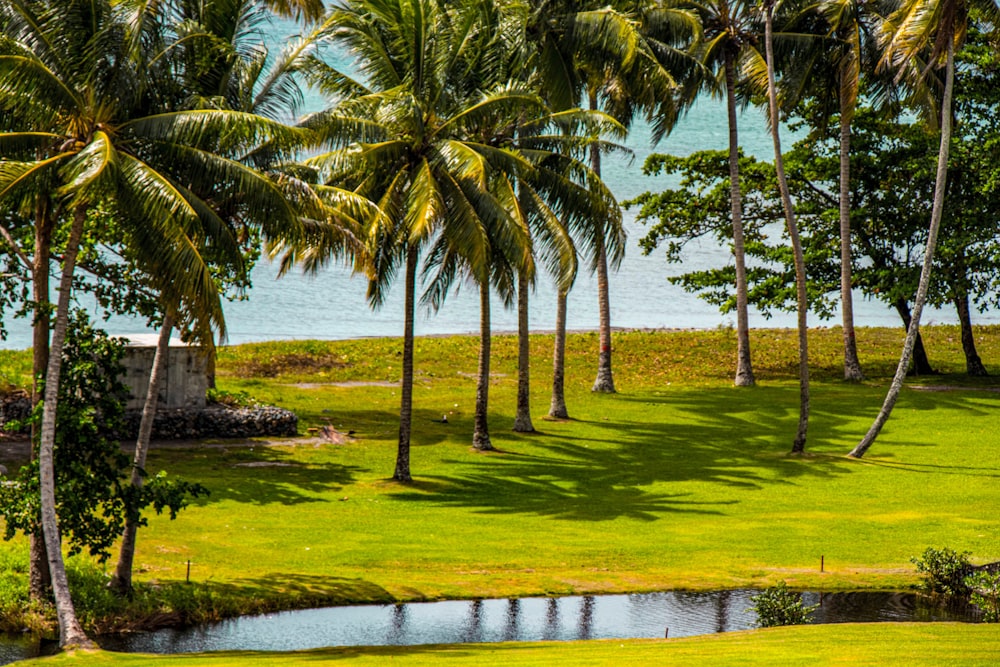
2 325 1000 624
16 624 1000 666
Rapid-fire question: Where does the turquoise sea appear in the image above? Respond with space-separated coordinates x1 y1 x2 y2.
0 20 989 350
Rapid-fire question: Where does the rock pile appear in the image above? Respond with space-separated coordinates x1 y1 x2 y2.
1 394 298 441
120 405 299 440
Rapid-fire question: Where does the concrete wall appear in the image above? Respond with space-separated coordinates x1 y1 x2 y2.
121 334 207 411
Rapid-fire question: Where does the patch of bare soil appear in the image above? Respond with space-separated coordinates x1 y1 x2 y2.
233 353 349 378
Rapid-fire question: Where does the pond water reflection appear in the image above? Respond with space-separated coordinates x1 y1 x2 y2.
1 590 981 663
97 590 978 655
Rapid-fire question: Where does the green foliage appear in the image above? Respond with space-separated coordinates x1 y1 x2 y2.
206 388 260 408
749 581 818 628
911 547 973 597
0 311 206 562
965 570 1000 622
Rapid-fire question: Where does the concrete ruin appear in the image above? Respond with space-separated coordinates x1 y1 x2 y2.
120 334 208 411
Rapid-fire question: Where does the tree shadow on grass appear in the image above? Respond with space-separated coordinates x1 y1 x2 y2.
198 573 396 606
388 384 1000 521
174 446 366 507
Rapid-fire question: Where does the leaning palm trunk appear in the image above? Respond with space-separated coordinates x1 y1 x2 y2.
764 2 809 452
29 196 52 600
839 96 864 381
473 280 494 451
549 288 570 419
513 271 534 432
38 204 96 649
850 43 955 458
725 52 755 387
589 93 616 394
394 246 418 481
110 311 175 596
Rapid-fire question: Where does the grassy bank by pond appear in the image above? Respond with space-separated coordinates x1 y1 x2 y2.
18 623 1000 665
1 326 999 634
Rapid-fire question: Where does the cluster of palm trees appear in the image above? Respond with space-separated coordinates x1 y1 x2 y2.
0 0 994 651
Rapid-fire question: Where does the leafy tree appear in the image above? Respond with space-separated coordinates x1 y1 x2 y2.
0 312 205 585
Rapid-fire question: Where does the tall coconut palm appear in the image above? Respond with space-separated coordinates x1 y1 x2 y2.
516 0 687 404
0 0 307 646
758 0 810 451
781 0 894 382
302 0 552 480
849 0 1000 458
679 0 764 387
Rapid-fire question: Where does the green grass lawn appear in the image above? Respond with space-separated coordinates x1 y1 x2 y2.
16 624 1000 666
2 325 999 650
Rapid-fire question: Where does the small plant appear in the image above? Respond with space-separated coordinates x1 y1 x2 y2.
965 570 1000 622
207 387 259 408
749 581 818 628
911 547 973 597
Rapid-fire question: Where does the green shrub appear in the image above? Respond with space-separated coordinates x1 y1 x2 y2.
749 581 818 628
911 547 973 597
965 570 1000 622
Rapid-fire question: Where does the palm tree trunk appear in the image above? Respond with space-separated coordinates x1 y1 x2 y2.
839 95 864 382
394 246 418 481
38 204 96 649
764 3 809 452
110 311 175 596
850 43 955 458
725 51 754 387
29 195 52 601
513 270 534 432
549 288 570 419
954 292 987 376
473 280 494 451
893 298 934 375
589 91 616 394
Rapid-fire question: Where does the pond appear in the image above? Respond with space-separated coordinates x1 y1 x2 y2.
1 590 981 663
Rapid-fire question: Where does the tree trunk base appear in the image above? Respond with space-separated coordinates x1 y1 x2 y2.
513 415 535 433
967 359 989 377
473 433 494 451
548 406 569 420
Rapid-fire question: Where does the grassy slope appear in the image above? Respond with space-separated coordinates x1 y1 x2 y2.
19 624 1000 666
2 326 999 635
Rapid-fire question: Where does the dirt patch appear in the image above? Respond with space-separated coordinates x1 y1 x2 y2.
232 353 349 378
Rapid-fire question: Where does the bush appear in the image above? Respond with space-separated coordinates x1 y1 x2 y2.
965 571 1000 622
911 547 973 597
749 581 818 628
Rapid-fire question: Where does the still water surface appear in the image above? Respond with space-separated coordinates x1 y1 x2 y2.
1 590 979 662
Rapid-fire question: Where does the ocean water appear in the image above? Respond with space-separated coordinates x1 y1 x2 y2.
0 20 986 350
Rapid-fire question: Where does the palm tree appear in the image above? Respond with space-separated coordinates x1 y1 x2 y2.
759 0 810 451
303 0 554 479
0 0 307 645
516 1 687 404
849 0 1000 458
781 0 893 382
679 0 764 387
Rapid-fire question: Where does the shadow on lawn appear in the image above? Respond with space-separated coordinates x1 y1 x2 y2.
387 384 1000 521
182 445 366 507
202 573 396 606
